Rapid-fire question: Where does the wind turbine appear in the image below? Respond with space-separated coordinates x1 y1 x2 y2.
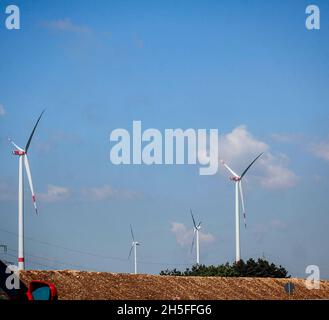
221 153 263 263
190 209 202 265
9 110 45 270
128 225 140 274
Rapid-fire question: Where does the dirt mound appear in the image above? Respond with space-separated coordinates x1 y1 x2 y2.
20 270 329 300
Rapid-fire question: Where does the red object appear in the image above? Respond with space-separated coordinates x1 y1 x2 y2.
18 258 24 262
230 176 241 182
12 150 25 156
26 280 58 301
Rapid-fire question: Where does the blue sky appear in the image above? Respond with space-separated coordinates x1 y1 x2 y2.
0 0 329 279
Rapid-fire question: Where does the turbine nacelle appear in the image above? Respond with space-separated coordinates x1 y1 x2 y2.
12 150 26 156
194 222 202 231
230 176 241 182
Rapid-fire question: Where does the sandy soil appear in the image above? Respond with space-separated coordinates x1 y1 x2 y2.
19 270 329 300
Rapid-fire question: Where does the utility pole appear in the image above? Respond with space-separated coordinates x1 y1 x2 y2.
0 244 8 265
0 244 7 254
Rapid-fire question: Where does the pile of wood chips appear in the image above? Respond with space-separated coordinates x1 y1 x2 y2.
20 270 329 300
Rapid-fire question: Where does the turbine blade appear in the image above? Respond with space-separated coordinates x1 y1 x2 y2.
8 138 24 151
191 229 196 253
239 181 246 229
221 160 240 178
130 224 135 242
24 155 38 214
197 221 202 229
128 244 134 259
25 110 45 153
240 152 263 179
190 209 197 229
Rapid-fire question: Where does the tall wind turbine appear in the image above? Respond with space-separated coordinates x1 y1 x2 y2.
190 209 202 265
9 110 45 270
221 153 263 262
128 225 140 274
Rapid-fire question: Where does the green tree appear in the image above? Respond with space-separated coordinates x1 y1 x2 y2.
160 258 290 278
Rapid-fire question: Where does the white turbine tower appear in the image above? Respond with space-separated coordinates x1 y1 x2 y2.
128 225 140 274
9 110 45 270
221 153 263 263
190 209 202 265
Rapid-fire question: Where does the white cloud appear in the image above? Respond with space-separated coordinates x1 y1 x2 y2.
38 185 70 202
218 126 298 189
43 19 91 34
260 161 298 189
272 133 329 165
0 105 5 116
81 185 141 201
310 140 329 162
220 125 268 160
36 184 140 202
1 182 71 203
170 222 215 248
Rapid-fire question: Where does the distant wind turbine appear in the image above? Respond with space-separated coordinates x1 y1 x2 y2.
128 225 140 274
9 110 45 270
221 153 263 262
190 209 202 265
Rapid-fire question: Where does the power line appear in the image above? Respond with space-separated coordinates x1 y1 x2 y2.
4 252 60 269
0 228 194 268
4 248 100 271
0 227 127 262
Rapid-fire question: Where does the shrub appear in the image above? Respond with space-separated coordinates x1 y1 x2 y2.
160 258 290 278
